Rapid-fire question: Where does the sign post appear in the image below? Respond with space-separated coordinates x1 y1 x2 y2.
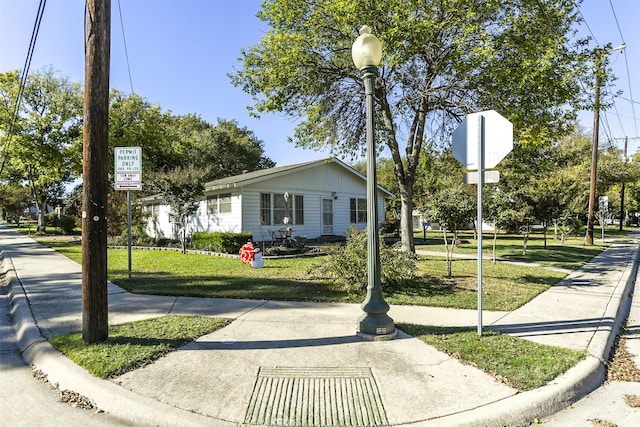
453 110 512 336
114 147 142 279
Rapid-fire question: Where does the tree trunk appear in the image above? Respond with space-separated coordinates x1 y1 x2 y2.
37 209 46 233
380 86 419 255
442 229 452 278
36 197 46 233
399 188 415 253
181 220 187 254
492 230 498 264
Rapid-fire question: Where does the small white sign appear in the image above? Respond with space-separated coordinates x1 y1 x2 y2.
463 170 500 185
115 147 142 191
115 182 142 191
116 173 141 182
115 147 142 173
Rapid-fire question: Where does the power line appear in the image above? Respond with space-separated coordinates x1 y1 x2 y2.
0 0 47 176
608 0 638 137
117 0 135 95
608 0 625 42
577 7 599 45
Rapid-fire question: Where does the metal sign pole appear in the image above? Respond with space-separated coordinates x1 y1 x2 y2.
127 190 132 279
451 110 512 338
477 115 485 337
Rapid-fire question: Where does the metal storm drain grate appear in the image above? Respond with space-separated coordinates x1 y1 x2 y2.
244 367 389 426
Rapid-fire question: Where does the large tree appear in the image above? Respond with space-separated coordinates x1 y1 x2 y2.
108 90 179 175
148 164 211 253
105 93 275 236
231 0 591 252
0 68 82 232
172 115 276 181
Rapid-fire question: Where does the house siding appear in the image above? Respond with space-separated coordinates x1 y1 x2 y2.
142 159 390 242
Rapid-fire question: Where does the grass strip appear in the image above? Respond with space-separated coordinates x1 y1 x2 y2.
50 315 231 379
398 323 585 391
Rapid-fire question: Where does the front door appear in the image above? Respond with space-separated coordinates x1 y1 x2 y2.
322 199 333 234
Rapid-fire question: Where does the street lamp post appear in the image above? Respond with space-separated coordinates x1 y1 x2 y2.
352 25 396 341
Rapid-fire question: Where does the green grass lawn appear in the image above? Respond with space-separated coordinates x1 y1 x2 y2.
50 315 231 379
396 257 566 310
45 242 567 310
414 229 614 269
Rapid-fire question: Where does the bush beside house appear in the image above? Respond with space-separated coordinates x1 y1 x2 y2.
191 231 253 254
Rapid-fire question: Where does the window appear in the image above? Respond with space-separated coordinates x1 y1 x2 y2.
260 193 304 225
207 193 232 214
207 195 218 214
145 204 160 217
219 193 231 213
273 193 286 225
350 198 367 223
260 193 271 225
294 195 304 225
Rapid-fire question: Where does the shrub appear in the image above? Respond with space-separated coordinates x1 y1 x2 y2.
58 215 77 235
191 231 253 254
379 217 400 237
308 226 416 294
106 234 180 248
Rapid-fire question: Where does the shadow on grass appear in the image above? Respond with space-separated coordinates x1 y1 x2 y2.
521 274 565 287
107 336 189 348
501 244 602 269
389 277 457 298
397 323 475 336
109 269 352 302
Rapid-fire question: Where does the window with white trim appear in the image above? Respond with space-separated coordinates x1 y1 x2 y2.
260 193 304 225
350 198 367 223
207 193 232 214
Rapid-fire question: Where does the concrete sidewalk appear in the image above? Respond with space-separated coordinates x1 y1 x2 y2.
1 225 638 426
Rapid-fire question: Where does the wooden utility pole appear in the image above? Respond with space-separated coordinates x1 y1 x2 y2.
586 44 626 245
82 0 111 343
586 53 601 246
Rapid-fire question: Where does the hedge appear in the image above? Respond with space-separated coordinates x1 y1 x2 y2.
191 231 253 254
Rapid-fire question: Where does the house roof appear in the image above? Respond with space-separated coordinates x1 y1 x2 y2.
138 158 395 204
204 157 394 196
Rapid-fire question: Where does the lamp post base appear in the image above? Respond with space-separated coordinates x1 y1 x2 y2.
357 313 396 341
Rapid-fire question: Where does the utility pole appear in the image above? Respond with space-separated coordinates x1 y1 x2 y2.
586 52 601 245
586 44 626 245
82 0 111 343
616 136 640 231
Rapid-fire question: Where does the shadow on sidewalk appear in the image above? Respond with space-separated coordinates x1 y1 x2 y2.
489 316 614 338
186 333 410 351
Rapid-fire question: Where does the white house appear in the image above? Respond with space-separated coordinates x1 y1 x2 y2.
141 158 393 243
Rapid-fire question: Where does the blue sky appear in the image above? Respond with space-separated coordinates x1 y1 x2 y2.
1 0 638 164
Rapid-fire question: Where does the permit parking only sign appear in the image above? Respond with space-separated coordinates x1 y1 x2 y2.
114 147 142 190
